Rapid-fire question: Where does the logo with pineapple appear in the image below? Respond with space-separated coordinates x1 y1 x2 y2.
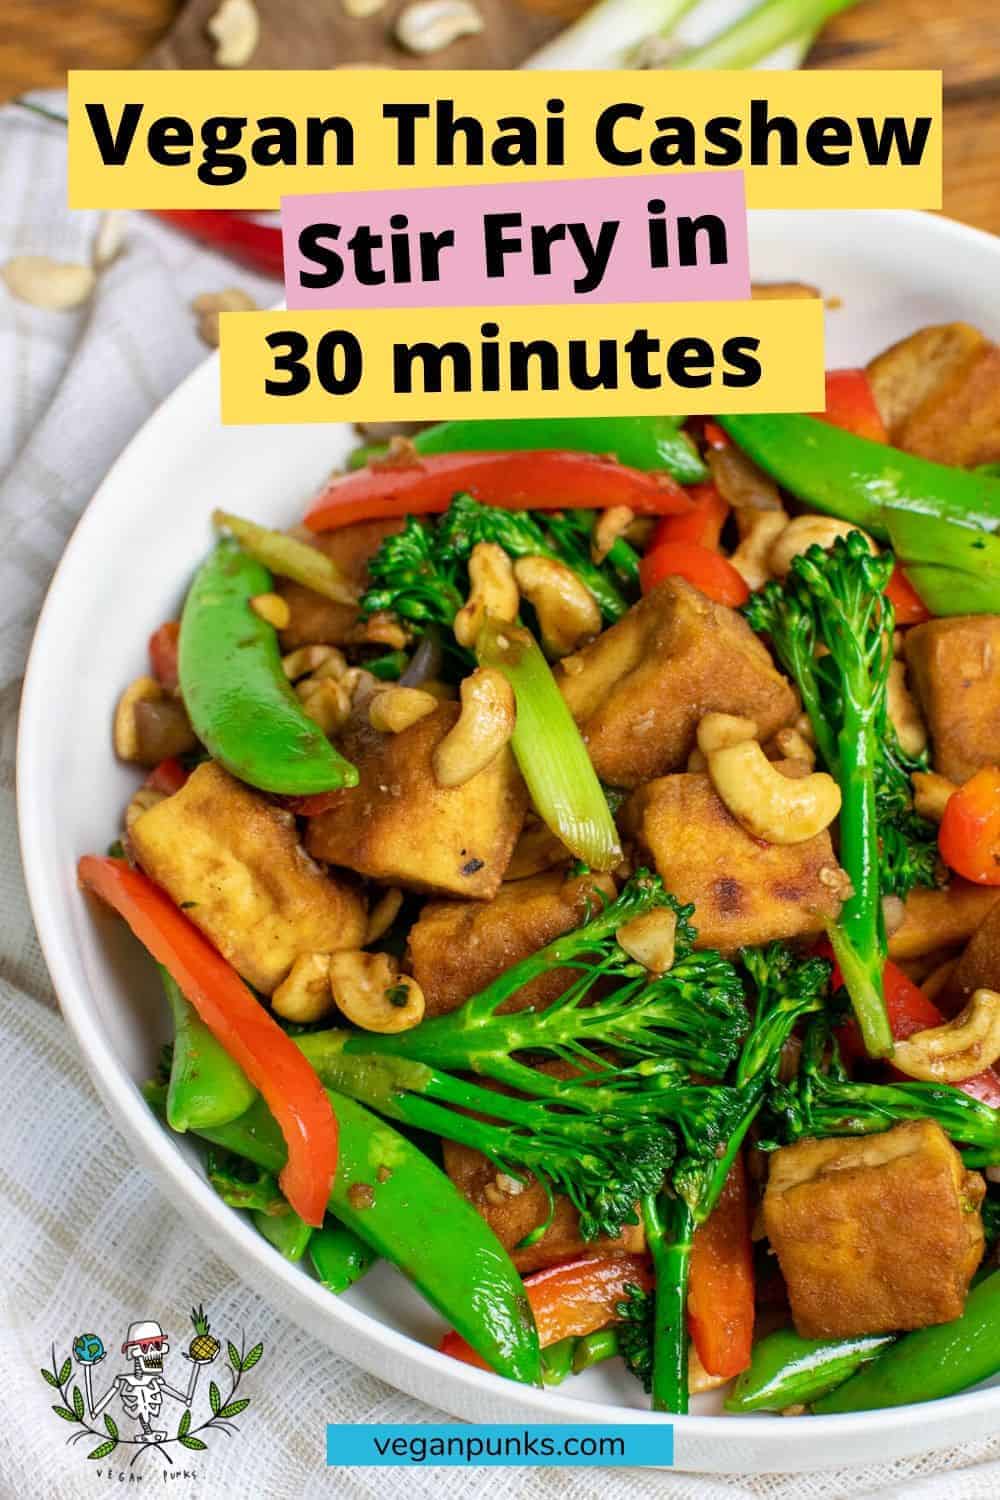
41 1303 264 1466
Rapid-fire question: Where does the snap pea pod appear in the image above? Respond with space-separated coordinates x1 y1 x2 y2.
309 1223 378 1294
161 967 256 1133
170 1086 541 1385
253 1204 314 1262
814 1270 1000 1413
724 1328 895 1413
541 1338 577 1386
178 539 358 795
349 415 708 485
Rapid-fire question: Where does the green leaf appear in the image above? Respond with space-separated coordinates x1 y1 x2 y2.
51 1406 78 1423
241 1342 263 1371
227 1341 242 1372
209 1381 221 1415
59 1358 72 1385
218 1398 250 1418
179 1436 208 1451
40 1368 58 1387
104 1413 119 1439
88 1441 117 1460
177 1408 191 1438
72 1385 84 1420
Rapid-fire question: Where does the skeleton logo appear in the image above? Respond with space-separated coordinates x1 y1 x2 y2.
41 1307 263 1466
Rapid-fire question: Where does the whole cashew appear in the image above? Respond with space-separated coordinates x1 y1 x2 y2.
893 988 1000 1083
454 542 518 649
329 950 425 1033
696 711 758 756
728 511 789 591
769 516 878 579
433 668 515 787
369 685 438 734
513 555 601 657
708 740 842 844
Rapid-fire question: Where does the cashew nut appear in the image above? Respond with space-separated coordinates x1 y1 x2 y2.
1 255 96 310
250 592 291 630
768 516 877 580
912 770 959 824
506 819 572 880
272 953 334 1024
770 727 817 769
329 950 425 1033
696 712 758 756
114 677 165 764
893 988 1000 1083
191 287 256 346
454 542 518 649
708 740 842 844
514 555 601 658
433 668 515 788
395 0 484 53
206 0 260 67
369 685 438 734
686 746 708 772
592 506 635 565
282 645 345 681
365 887 404 945
296 677 352 735
881 894 906 939
728 510 789 591
887 659 928 758
616 908 678 974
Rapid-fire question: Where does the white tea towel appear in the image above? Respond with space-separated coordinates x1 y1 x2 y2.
2 96 1000 1500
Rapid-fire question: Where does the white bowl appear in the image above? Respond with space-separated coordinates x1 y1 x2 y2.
18 209 1000 1473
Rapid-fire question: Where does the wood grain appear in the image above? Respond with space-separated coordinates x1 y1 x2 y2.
2 0 998 232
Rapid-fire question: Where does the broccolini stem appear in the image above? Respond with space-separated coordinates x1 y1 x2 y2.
643 1191 694 1414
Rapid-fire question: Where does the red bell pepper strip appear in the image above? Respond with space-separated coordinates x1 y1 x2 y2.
649 482 729 550
152 210 284 278
77 856 337 1225
305 451 694 533
886 565 932 626
282 790 344 817
640 539 750 607
687 1154 755 1379
702 420 730 449
816 370 888 444
939 768 1000 889
148 621 181 693
145 758 189 797
440 1254 652 1368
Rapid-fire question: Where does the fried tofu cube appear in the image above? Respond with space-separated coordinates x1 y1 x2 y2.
888 881 1000 962
904 617 1000 783
305 702 527 899
622 770 844 951
129 761 366 993
441 1062 644 1274
277 518 404 651
867 323 1000 468
407 868 616 1018
556 579 798 788
943 899 1000 1011
764 1121 985 1339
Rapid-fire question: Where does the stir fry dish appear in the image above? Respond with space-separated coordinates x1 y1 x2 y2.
81 318 1000 1416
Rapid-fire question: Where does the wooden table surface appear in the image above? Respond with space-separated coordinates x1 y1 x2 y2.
2 0 998 234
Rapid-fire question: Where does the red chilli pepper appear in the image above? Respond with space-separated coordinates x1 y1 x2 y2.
305 451 694 533
886 565 932 626
78 856 337 1224
939 768 1000 887
148 621 181 693
440 1254 652 1368
816 370 888 443
687 1154 754 1379
152 211 284 278
640 539 750 607
649 482 729 550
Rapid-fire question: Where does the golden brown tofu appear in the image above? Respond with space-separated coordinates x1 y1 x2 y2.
764 1121 985 1339
887 881 1000 962
277 517 404 651
557 579 798 788
622 770 843 951
904 617 1000 783
305 702 527 898
867 323 1000 468
407 868 617 1018
129 761 366 993
441 1064 643 1273
943 899 1000 1011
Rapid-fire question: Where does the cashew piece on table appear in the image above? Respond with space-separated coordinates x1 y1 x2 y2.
708 740 842 844
433 668 515 787
769 516 877 580
513 555 601 658
454 542 518 649
329 950 425 1033
893 988 1000 1084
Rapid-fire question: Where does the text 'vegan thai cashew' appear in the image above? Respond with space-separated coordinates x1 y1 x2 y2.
513 555 601 657
329 950 426 1033
432 668 515 787
892 988 1000 1084
708 740 842 844
454 542 518 649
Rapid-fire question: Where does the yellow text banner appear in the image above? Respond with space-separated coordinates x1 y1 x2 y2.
68 70 941 210
218 298 825 424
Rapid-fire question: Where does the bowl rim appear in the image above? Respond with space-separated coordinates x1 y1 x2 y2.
16 206 1000 1466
